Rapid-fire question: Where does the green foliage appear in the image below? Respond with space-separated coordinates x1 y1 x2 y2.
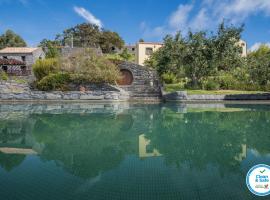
99 31 125 53
161 72 178 84
0 71 8 81
201 77 220 90
61 49 120 84
33 58 60 81
146 22 246 89
37 72 70 91
54 23 124 53
247 44 270 86
119 48 134 61
139 38 144 42
39 39 60 58
0 30 27 49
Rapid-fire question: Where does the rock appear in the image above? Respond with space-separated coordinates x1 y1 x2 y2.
63 93 80 100
164 91 187 100
80 94 104 100
45 93 62 100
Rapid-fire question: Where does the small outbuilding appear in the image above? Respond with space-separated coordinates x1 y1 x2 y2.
0 47 45 76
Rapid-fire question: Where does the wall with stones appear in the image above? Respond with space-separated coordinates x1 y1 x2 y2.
0 81 129 101
163 90 270 101
117 61 161 98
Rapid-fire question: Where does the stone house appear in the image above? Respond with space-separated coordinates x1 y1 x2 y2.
0 47 45 76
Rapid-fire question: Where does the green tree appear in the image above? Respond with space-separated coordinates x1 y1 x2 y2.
56 23 124 53
183 31 214 87
146 22 245 88
60 23 101 48
119 48 132 61
99 31 124 53
139 38 144 42
145 32 185 76
212 22 244 71
39 39 61 58
0 30 27 49
247 44 270 86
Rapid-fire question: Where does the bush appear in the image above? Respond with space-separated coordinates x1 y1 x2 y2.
161 72 178 84
61 48 120 84
37 72 70 91
216 74 239 89
0 71 8 81
33 58 59 81
201 77 220 90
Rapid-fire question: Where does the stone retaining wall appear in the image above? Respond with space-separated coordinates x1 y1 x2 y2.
163 91 270 101
0 91 129 101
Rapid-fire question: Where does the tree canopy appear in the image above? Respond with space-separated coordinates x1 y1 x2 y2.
51 23 125 54
145 22 246 88
0 30 27 49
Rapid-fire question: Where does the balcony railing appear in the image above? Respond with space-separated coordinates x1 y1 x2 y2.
6 69 32 76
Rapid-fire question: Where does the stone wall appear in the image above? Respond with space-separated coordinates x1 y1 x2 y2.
0 81 129 101
163 90 270 101
117 61 161 98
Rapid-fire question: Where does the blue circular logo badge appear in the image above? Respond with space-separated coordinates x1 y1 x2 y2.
246 164 270 196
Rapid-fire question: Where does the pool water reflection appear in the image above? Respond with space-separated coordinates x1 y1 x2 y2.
0 103 270 200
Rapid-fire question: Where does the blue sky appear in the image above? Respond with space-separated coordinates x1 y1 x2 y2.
0 0 270 51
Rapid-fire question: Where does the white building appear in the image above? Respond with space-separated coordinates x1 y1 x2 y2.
135 42 163 66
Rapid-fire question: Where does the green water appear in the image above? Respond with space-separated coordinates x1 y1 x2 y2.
0 103 270 200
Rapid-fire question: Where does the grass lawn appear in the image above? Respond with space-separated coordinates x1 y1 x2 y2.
164 83 267 95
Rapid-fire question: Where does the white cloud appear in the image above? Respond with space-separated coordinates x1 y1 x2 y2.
249 42 270 52
74 6 103 28
189 8 209 31
169 4 193 30
210 0 270 23
140 0 270 40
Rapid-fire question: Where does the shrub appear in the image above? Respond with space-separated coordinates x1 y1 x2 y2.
216 74 239 89
0 71 8 81
161 72 178 84
37 72 70 91
61 48 120 84
33 58 60 81
201 77 220 90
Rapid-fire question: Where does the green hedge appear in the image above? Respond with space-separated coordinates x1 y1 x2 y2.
37 72 70 91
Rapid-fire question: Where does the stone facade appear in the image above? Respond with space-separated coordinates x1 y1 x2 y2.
0 47 45 76
0 81 129 101
116 61 161 98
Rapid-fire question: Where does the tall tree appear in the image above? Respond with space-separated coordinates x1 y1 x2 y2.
212 22 244 71
183 31 214 87
0 30 27 49
247 45 270 86
55 23 124 54
99 31 124 53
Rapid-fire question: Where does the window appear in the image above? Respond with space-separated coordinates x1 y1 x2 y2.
132 48 135 51
2 66 7 72
21 56 26 62
145 47 153 55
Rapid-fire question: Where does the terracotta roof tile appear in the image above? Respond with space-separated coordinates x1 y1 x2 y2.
0 47 40 54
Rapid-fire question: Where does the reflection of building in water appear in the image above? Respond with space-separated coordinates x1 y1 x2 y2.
234 144 247 161
0 119 43 155
139 134 161 158
0 147 37 155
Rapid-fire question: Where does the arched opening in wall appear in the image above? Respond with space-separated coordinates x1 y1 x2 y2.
117 69 133 85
